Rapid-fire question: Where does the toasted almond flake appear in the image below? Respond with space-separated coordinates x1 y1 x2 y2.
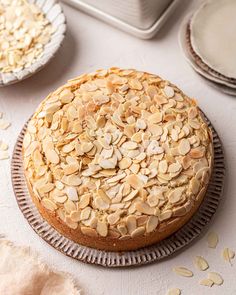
168 162 182 173
99 157 117 169
131 226 145 238
78 194 91 209
163 85 175 98
159 210 172 221
178 139 190 155
173 267 193 277
122 141 138 150
135 201 155 215
60 89 74 103
148 112 162 124
96 220 108 237
81 142 93 153
119 157 132 169
207 232 218 248
126 174 144 189
136 119 146 130
46 149 59 164
208 272 223 285
123 189 139 202
159 160 168 174
146 216 159 233
107 172 126 184
70 211 81 222
194 256 209 271
41 198 57 211
80 207 91 220
65 186 78 201
199 278 214 287
94 197 109 210
166 288 181 295
81 227 98 237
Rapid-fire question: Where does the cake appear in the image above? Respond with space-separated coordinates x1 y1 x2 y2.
23 68 213 251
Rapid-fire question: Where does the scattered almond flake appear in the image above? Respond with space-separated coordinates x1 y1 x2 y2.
199 278 214 287
0 141 9 151
194 256 209 271
0 151 9 160
222 247 235 265
207 232 219 248
0 119 11 130
166 288 181 295
0 1 54 74
173 267 193 277
208 272 223 286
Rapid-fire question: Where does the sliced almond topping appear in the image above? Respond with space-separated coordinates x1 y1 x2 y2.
119 157 132 169
70 211 81 222
65 187 78 201
78 193 91 209
46 149 59 164
208 272 223 285
41 198 57 211
135 202 155 215
163 85 175 98
107 172 126 184
178 139 190 155
96 220 108 237
123 189 139 202
159 160 168 174
81 227 98 237
194 256 209 271
126 215 137 234
168 187 184 204
173 267 193 277
81 142 93 153
207 232 218 248
148 112 162 124
159 210 172 221
168 163 182 173
131 226 145 238
126 174 144 190
80 207 91 220
94 197 109 210
146 216 159 233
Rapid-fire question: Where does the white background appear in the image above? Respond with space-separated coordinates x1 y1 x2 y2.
0 0 236 294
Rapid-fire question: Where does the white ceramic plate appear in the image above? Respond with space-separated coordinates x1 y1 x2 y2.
179 15 236 96
0 0 66 86
190 0 236 80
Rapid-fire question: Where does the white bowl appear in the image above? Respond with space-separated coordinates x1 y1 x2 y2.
0 0 66 86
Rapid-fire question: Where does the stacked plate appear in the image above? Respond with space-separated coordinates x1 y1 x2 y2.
179 0 236 96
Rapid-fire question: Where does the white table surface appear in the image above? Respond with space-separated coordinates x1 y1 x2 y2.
0 1 236 294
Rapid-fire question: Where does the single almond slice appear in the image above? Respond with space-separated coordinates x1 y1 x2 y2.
222 247 235 265
194 256 209 271
173 267 193 277
199 278 214 287
166 288 181 295
208 272 223 286
207 232 218 248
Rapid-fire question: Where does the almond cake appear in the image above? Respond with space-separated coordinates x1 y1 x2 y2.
23 68 213 251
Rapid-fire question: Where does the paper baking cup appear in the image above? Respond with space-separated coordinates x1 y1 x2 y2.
0 0 66 86
11 114 225 267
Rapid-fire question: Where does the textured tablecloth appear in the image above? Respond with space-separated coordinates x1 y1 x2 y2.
0 0 236 294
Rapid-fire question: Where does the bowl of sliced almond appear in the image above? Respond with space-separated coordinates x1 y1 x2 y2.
0 0 66 86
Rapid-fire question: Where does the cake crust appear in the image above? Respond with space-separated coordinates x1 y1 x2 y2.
23 68 213 251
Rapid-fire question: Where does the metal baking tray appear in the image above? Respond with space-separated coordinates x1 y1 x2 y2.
63 0 180 39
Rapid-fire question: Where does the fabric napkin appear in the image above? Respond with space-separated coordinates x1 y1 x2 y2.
0 239 81 295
